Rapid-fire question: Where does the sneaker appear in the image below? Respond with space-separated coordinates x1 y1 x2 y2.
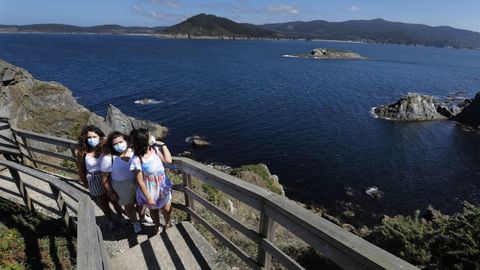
140 214 153 223
133 221 142 234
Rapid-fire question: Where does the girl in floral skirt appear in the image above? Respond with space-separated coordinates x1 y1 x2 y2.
129 128 173 234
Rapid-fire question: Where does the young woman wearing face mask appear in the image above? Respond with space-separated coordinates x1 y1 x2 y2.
100 131 141 233
129 128 173 234
76 125 118 230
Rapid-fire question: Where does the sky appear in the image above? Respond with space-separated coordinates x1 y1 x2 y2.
1 0 480 32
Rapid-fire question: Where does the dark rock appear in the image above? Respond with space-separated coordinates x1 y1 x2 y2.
374 93 446 121
178 151 192 158
452 92 480 126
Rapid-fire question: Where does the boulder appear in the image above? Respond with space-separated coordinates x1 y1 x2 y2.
188 135 210 147
374 93 447 121
104 104 168 139
452 92 480 126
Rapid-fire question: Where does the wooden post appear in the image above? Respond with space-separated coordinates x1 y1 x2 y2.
49 183 72 230
258 208 275 269
8 168 35 213
19 135 38 168
182 171 195 221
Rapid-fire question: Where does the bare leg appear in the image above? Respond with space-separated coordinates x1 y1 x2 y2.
95 193 112 220
161 203 172 230
111 201 124 217
150 208 161 234
137 205 146 218
125 203 137 223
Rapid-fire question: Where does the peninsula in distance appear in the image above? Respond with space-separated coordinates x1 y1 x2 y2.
1 13 480 49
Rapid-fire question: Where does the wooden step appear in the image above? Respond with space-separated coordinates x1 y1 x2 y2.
110 221 228 270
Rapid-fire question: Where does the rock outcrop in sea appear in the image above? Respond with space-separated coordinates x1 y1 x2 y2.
374 91 480 127
373 93 447 121
0 59 168 139
286 48 366 60
451 93 480 126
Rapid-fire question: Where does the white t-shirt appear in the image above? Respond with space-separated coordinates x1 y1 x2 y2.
100 151 134 182
85 154 103 173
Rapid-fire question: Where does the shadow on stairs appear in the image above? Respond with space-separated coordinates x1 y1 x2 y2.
110 221 228 270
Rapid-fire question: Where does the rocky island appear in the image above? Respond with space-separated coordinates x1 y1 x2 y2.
373 92 479 126
286 48 366 60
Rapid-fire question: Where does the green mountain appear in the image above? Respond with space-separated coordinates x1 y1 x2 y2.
260 18 480 49
2 15 480 48
0 24 166 34
162 13 276 38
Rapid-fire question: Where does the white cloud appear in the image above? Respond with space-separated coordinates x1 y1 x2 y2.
266 4 299 15
349 6 359 12
149 0 181 8
131 4 180 21
131 5 144 13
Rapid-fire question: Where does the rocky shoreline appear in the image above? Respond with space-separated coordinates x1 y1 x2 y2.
0 59 168 140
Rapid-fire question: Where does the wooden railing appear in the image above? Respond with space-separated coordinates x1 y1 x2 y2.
0 117 419 270
175 157 419 270
0 159 111 270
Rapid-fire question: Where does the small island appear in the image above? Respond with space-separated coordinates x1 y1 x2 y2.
285 48 366 60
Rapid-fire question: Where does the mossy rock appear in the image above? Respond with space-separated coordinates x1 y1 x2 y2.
18 108 90 140
33 80 69 95
231 164 284 195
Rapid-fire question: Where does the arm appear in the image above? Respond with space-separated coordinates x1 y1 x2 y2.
75 152 88 187
155 142 172 164
134 170 154 206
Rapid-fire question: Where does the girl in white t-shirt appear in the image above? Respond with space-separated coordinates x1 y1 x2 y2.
101 131 141 233
76 125 121 230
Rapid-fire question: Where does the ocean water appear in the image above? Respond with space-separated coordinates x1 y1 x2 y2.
1 34 480 222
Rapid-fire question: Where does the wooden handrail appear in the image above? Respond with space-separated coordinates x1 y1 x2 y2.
0 159 110 270
174 157 419 270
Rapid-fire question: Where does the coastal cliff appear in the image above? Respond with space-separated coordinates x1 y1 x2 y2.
0 59 168 139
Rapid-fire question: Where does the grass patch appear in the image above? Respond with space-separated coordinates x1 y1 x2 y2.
0 197 76 270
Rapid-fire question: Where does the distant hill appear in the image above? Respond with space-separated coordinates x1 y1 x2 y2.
260 18 480 49
0 24 166 34
2 15 480 48
162 13 276 38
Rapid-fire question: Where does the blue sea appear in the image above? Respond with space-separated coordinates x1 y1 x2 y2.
1 34 480 223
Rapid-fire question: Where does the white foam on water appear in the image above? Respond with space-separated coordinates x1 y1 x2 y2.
134 98 163 105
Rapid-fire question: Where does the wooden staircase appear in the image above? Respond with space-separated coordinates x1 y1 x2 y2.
0 118 420 270
110 222 226 270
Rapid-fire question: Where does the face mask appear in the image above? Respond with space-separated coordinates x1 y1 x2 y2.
148 135 156 146
87 137 100 147
113 142 127 153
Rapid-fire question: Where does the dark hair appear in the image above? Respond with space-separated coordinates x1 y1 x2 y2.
130 128 150 157
77 125 105 157
104 131 129 156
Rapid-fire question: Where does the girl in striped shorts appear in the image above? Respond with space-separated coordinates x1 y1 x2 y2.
76 125 122 230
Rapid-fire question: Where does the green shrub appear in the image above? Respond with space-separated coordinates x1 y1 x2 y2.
370 203 480 269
